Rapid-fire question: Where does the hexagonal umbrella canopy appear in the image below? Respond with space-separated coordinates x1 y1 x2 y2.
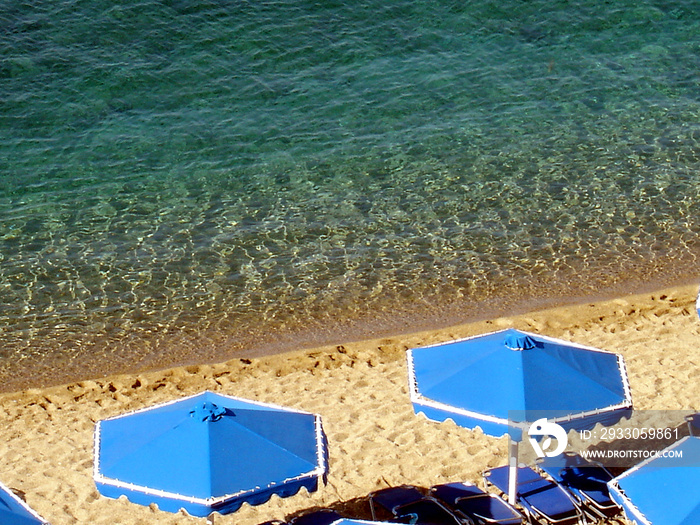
408 328 632 437
0 480 49 525
607 436 700 525
94 391 328 518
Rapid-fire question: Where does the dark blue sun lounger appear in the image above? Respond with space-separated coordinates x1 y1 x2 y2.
290 510 344 525
430 482 524 524
537 454 620 519
484 466 583 525
369 485 466 524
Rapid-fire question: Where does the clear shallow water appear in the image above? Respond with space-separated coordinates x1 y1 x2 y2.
1 0 699 391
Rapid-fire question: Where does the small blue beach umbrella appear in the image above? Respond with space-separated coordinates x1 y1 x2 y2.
94 391 328 518
0 480 50 525
607 436 700 525
407 328 632 504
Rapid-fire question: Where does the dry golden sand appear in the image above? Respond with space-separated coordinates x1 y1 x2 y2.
0 284 698 525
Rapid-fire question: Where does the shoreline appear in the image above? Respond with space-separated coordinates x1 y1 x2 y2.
1 273 698 394
0 283 698 524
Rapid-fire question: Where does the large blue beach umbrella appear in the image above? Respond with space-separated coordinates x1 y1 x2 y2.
607 436 700 525
0 480 50 525
94 391 328 518
407 328 632 503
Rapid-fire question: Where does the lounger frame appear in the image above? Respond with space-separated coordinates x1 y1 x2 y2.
484 467 585 525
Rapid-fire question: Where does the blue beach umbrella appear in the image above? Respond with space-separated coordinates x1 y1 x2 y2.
407 328 632 503
94 391 328 518
0 480 49 525
607 436 700 525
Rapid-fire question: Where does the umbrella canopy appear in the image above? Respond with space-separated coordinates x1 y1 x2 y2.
408 328 632 437
0 481 49 525
94 391 328 517
607 436 700 525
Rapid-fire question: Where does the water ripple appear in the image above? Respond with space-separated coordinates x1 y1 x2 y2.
0 0 699 390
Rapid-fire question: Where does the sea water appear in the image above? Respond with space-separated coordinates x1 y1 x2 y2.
1 0 699 391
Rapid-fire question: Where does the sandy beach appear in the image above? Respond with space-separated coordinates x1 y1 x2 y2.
0 283 698 525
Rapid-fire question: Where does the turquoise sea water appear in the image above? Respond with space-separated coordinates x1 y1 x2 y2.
1 0 699 391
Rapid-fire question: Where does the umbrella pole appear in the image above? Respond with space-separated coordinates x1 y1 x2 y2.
508 437 518 506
